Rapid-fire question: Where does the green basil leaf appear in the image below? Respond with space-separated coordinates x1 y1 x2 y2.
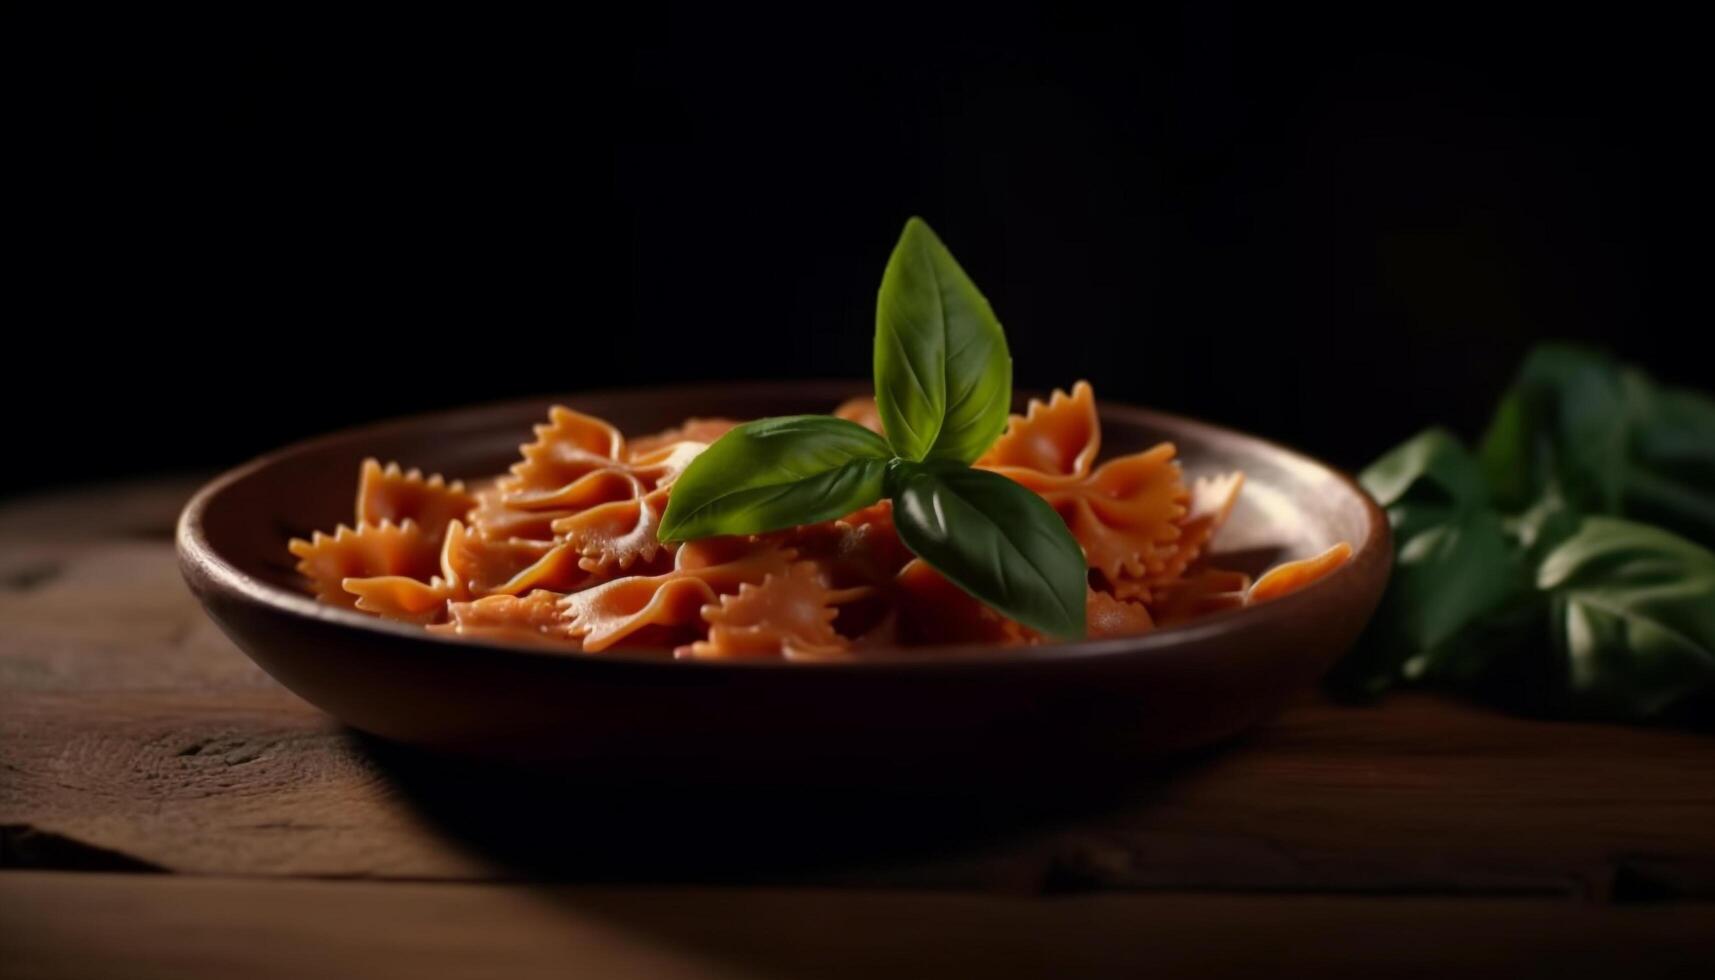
1361 427 1488 510
1337 343 1715 721
1626 374 1715 480
1624 469 1715 552
1621 370 1715 550
873 217 1012 464
887 460 1086 639
1340 424 1543 699
1538 517 1715 720
1503 481 1582 555
1389 507 1530 654
657 416 892 541
1479 344 1630 513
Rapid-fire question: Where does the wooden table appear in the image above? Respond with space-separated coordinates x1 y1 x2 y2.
3 478 1714 978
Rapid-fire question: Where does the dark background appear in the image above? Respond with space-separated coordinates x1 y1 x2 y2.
12 4 1705 495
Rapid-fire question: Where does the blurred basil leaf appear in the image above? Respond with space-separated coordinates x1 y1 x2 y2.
1479 344 1630 514
658 416 892 541
873 217 1012 464
1538 517 1715 721
888 461 1086 639
1621 371 1715 549
1389 507 1531 655
1340 344 1715 724
1362 426 1489 512
1361 429 1525 650
1360 427 1493 543
1626 374 1715 479
1335 497 1531 698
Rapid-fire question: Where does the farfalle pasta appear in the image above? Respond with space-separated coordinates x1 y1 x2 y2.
291 382 1352 659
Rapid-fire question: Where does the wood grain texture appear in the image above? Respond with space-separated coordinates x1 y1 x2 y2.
3 479 1715 899
5 871 1715 980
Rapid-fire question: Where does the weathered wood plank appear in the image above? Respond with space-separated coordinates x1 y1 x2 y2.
0 689 493 879
4 479 1715 897
5 871 1715 980
0 481 497 879
7 682 1715 895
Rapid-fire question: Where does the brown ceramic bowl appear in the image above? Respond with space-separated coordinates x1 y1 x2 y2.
178 382 1390 773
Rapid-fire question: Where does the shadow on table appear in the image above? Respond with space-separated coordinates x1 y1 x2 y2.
354 731 1219 886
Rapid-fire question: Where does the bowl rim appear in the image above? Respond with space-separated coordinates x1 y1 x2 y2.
177 380 1392 673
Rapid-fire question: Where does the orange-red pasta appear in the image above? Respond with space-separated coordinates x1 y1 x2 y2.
977 380 1101 477
561 536 796 651
678 562 874 662
289 520 443 612
290 384 1352 658
1248 543 1354 605
356 460 476 538
1149 569 1253 626
894 559 1030 646
1086 589 1156 638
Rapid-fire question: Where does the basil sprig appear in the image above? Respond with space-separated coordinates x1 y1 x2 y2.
1334 344 1715 723
659 218 1086 639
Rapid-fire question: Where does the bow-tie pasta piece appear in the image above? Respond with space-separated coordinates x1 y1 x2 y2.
429 590 575 648
341 574 457 624
1109 471 1245 601
976 381 1100 477
337 519 484 623
1147 568 1253 627
551 443 706 574
677 562 873 662
1086 589 1156 638
289 520 442 611
993 443 1190 585
1248 543 1354 605
467 406 631 542
561 537 796 651
356 459 476 537
511 406 628 490
439 523 560 596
